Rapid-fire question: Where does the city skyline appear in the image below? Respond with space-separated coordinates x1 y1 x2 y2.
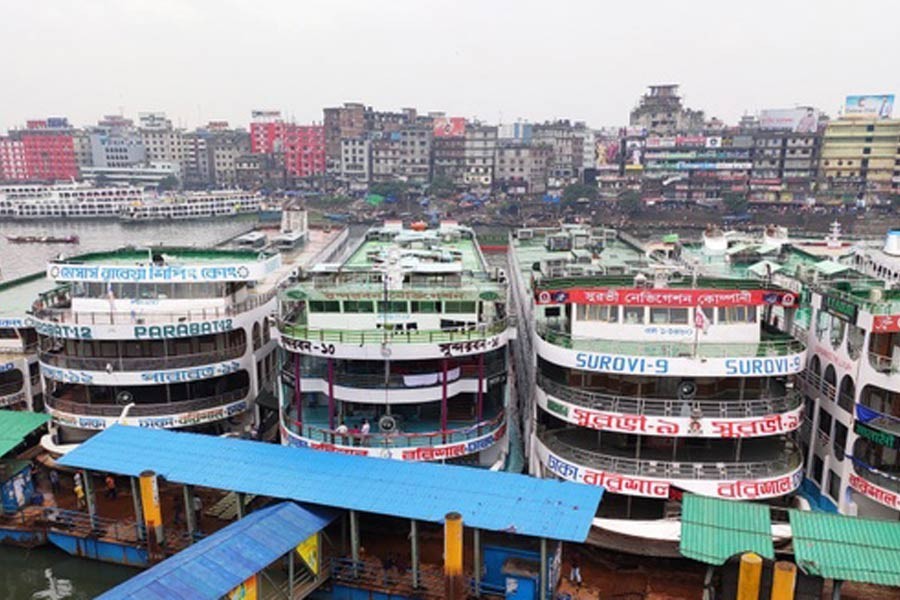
1 0 897 132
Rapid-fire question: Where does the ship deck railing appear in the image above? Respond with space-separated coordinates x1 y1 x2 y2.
281 361 507 390
536 318 805 358
39 344 245 372
280 318 511 345
33 288 278 325
536 374 802 419
851 456 900 495
540 427 803 481
283 408 506 449
46 386 250 417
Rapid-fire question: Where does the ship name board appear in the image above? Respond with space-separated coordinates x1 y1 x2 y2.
535 288 797 308
873 315 900 333
724 356 802 376
854 422 899 449
823 295 858 324
134 319 234 339
48 260 279 283
575 352 670 375
849 473 900 510
49 399 249 430
140 361 240 383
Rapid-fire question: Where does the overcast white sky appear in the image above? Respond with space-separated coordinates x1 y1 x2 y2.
1 0 897 132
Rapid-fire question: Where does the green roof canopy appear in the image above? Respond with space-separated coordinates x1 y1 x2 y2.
789 509 900 587
813 260 849 276
680 495 774 565
0 410 49 457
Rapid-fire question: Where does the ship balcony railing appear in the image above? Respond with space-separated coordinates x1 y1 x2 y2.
861 410 900 437
280 317 511 345
535 319 805 358
39 344 245 372
851 457 900 495
281 362 507 390
45 386 250 417
539 427 803 481
283 407 505 448
868 351 900 375
536 374 802 419
0 339 39 354
33 288 278 325
795 370 837 401
0 381 25 398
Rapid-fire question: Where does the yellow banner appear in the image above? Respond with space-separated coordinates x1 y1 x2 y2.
138 473 161 529
227 574 257 600
296 533 319 575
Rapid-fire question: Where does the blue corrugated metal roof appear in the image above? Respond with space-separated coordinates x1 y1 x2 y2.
58 426 602 542
98 502 333 600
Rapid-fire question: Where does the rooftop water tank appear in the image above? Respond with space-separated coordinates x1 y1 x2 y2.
884 230 900 257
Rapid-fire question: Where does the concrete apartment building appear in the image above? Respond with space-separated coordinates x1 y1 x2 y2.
494 142 552 195
89 116 146 170
630 84 705 135
139 112 185 173
339 137 371 184
818 117 900 203
432 135 466 186
532 120 580 185
323 102 366 173
748 109 822 204
463 123 497 189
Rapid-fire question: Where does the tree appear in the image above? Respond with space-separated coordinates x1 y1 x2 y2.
561 182 598 206
618 190 642 215
157 175 180 192
369 180 409 200
428 176 456 199
722 191 748 215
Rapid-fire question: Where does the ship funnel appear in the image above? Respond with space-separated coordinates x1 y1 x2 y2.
884 230 900 257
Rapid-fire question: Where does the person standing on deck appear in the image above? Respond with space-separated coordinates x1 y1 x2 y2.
49 470 60 495
74 482 85 510
104 474 117 500
360 419 371 446
193 494 203 531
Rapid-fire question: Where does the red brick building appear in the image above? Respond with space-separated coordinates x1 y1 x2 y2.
283 125 325 178
0 138 27 182
0 119 77 182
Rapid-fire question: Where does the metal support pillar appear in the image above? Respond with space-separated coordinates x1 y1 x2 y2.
444 512 464 600
737 552 762 600
236 492 246 519
350 509 360 577
831 580 843 600
289 550 295 597
410 519 420 589
328 357 336 431
183 484 196 541
473 528 482 597
130 476 145 541
83 471 97 530
539 537 548 600
294 353 302 430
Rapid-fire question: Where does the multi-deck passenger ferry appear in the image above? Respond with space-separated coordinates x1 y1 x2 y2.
508 225 808 553
30 225 347 453
277 220 513 466
0 183 262 221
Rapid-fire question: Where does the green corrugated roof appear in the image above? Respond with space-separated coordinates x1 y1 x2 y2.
0 410 49 457
789 509 900 587
813 260 849 276
680 494 774 565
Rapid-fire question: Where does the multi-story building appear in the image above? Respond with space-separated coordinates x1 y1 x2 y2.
235 153 286 190
339 138 371 184
182 131 212 188
749 109 822 205
630 85 705 136
370 124 432 184
89 127 146 170
642 133 753 204
139 112 185 174
0 138 28 182
283 125 326 180
277 220 512 465
463 123 496 189
533 121 581 185
34 246 285 451
250 110 286 155
494 143 552 195
13 118 79 182
818 117 900 204
498 121 533 144
71 131 93 173
324 102 367 173
508 225 807 552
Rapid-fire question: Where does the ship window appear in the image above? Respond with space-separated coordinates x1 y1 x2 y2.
377 301 409 313
443 301 476 313
343 301 375 313
411 301 440 313
827 469 841 501
650 307 689 324
308 301 340 313
833 422 847 461
812 455 824 485
717 306 755 323
576 305 618 323
817 408 832 437
623 306 645 324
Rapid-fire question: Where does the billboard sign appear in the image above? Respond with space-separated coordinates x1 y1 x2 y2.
760 108 820 133
432 117 466 138
844 95 894 119
595 139 620 168
251 110 282 119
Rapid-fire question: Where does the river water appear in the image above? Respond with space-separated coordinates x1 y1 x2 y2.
0 217 261 598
